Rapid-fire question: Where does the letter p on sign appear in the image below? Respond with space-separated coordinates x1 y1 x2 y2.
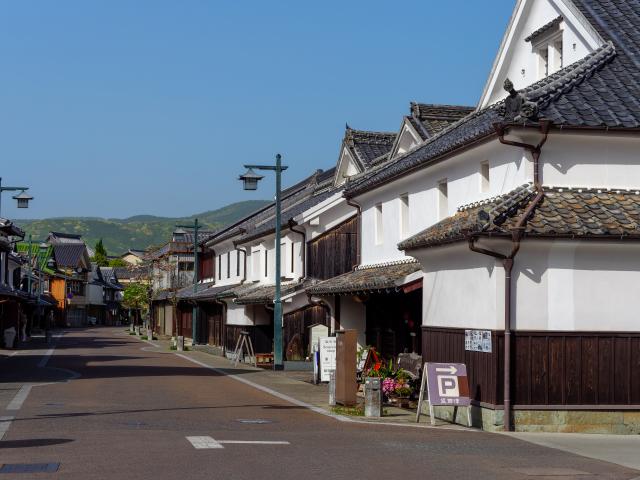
437 375 459 397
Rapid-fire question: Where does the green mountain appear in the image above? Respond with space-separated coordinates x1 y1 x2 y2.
15 200 269 255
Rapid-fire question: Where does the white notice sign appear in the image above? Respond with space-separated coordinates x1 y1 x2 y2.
465 329 492 353
318 337 336 382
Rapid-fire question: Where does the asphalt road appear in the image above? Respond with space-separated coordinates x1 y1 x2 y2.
0 328 637 479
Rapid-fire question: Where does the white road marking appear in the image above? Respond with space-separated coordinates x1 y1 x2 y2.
0 416 14 440
6 385 32 411
218 440 289 445
38 347 55 368
185 436 289 449
186 436 224 449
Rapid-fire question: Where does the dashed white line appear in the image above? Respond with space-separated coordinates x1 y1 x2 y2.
186 436 224 449
0 416 14 440
6 385 33 411
218 440 290 445
38 347 55 368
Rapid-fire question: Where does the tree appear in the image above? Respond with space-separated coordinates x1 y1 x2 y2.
93 239 109 267
122 282 150 325
108 258 128 267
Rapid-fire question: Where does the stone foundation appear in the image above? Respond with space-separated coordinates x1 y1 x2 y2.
423 403 640 434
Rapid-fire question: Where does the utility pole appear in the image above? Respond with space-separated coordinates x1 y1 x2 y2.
175 219 200 344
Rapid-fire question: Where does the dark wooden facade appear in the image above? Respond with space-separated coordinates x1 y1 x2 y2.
422 327 640 408
225 323 273 355
198 302 224 346
199 251 215 280
283 304 330 358
365 289 422 358
177 305 192 339
307 216 357 281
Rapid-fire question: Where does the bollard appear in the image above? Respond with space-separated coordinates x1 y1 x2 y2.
328 370 336 407
176 336 184 352
364 377 382 417
135 326 140 336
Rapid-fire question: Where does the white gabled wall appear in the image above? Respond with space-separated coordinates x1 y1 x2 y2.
480 0 602 107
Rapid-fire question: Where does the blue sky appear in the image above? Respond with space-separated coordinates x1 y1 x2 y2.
0 0 514 220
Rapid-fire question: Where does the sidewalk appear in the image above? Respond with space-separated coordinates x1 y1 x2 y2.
135 332 640 473
136 331 464 429
505 432 640 472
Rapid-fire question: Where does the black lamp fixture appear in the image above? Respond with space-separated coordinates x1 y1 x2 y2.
12 191 34 209
238 168 264 191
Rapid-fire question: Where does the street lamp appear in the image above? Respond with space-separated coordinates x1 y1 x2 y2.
238 154 288 370
175 219 200 345
0 178 33 216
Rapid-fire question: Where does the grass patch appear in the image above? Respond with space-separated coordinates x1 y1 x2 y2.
140 336 148 340
169 345 189 351
128 332 136 335
331 405 365 417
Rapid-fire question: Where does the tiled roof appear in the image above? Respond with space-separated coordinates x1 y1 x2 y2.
48 232 83 244
176 282 238 301
203 169 328 246
52 243 88 268
0 218 25 238
346 38 624 197
409 103 475 138
99 267 123 290
306 260 420 295
344 127 396 169
399 184 640 250
525 16 563 42
233 281 304 305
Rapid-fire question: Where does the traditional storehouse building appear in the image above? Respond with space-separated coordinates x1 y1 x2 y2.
342 0 640 433
308 103 473 357
0 218 25 346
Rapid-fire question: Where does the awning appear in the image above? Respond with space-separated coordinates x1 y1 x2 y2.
233 282 305 305
306 260 421 296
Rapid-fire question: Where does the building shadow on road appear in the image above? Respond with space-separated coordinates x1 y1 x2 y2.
0 438 74 449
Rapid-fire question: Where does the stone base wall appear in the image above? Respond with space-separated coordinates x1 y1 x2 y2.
514 410 640 434
422 403 640 434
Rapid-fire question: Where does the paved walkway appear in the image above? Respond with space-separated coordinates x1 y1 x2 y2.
137 330 640 474
141 331 460 429
137 330 640 473
3 327 635 479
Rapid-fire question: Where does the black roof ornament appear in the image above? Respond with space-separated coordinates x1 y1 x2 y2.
500 78 538 122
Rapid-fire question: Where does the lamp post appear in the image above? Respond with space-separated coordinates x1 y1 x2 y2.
239 154 288 370
0 177 33 217
175 219 200 345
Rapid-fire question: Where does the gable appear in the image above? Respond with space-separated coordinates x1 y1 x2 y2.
479 0 604 108
335 147 361 186
390 120 422 159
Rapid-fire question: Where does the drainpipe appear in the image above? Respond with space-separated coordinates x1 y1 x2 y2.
234 246 247 284
288 220 306 279
345 198 362 268
468 120 550 431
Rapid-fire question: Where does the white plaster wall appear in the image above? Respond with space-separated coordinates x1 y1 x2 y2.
482 0 600 106
211 239 246 287
542 133 640 189
411 243 504 330
358 139 529 265
241 231 304 286
338 296 366 349
225 301 252 326
515 241 640 331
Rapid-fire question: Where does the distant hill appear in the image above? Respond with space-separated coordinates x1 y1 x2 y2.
15 200 269 254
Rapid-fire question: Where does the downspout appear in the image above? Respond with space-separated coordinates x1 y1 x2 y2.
234 246 247 284
468 120 550 431
288 220 306 279
345 197 362 268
